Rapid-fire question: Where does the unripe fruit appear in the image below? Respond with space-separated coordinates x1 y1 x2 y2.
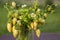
12 2 16 8
30 22 34 29
12 18 17 25
36 29 40 37
44 13 47 19
39 18 45 25
7 23 12 32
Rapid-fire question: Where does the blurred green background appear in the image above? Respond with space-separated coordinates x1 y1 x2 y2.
0 0 60 36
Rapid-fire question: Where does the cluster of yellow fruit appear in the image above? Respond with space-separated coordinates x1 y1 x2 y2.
7 19 19 38
6 0 48 39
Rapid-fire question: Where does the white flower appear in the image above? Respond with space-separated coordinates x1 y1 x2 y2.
21 4 27 8
31 13 36 18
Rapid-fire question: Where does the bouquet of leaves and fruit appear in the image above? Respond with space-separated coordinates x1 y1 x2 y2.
4 0 54 40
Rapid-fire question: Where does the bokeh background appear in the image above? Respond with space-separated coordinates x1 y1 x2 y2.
0 0 60 36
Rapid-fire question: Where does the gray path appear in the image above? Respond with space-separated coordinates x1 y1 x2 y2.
0 33 60 40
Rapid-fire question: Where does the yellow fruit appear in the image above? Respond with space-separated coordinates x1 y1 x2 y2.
39 18 45 25
7 23 12 32
36 29 40 37
12 26 19 38
13 29 19 38
33 21 37 30
30 22 34 29
12 18 17 25
12 1 16 8
12 26 15 32
44 13 47 19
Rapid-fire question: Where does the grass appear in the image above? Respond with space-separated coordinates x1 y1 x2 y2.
0 5 60 36
0 5 9 36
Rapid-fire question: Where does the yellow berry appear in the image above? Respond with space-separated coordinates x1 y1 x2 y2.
12 18 17 25
33 21 37 30
12 26 15 32
30 22 34 29
39 18 45 25
12 1 16 8
36 29 40 37
7 23 12 32
12 26 19 38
